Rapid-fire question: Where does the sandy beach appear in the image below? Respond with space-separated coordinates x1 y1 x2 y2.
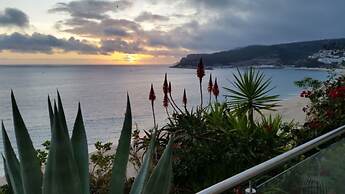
266 96 309 124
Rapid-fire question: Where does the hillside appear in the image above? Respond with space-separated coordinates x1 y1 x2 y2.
174 38 345 68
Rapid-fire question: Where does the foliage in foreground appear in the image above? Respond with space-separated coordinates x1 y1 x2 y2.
131 68 297 193
1 91 173 194
296 73 345 142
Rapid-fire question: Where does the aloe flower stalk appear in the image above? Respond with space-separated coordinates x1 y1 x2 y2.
149 84 157 127
208 74 213 104
213 78 219 102
197 58 205 107
163 93 169 108
182 89 187 108
163 73 168 95
163 93 170 117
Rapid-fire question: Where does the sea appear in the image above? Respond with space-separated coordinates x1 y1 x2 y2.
0 65 330 175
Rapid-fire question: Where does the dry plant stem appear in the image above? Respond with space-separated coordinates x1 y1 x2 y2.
168 98 178 112
165 107 170 118
209 93 212 105
169 93 183 113
151 101 156 127
199 80 203 107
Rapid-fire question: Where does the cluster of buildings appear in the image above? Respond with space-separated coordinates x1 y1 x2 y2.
309 49 345 65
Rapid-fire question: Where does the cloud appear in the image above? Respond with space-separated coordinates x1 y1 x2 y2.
142 0 345 53
57 18 141 39
0 32 99 54
49 0 132 20
46 0 345 59
0 8 29 28
135 11 169 22
100 39 143 54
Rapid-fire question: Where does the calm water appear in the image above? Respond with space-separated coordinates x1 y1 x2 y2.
0 65 329 175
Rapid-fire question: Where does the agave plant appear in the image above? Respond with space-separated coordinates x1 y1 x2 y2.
224 68 280 126
2 91 173 194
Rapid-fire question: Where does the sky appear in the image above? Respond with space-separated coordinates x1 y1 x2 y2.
0 0 345 65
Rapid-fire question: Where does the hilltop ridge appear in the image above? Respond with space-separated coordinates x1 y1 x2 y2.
173 38 345 69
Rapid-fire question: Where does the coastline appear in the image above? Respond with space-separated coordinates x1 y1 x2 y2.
171 64 340 72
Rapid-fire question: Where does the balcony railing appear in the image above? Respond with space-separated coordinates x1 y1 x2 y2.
197 124 345 194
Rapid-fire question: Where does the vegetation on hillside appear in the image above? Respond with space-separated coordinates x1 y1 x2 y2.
175 38 345 68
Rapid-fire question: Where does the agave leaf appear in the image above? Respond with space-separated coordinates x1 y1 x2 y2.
71 103 90 194
42 97 55 194
109 95 132 194
11 91 42 194
129 130 157 194
57 91 70 140
2 155 14 194
48 96 54 129
143 137 173 194
1 123 24 194
43 100 82 194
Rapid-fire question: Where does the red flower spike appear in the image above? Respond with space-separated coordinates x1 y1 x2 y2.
149 84 156 102
163 93 169 108
182 89 187 106
168 81 172 94
213 78 219 97
197 58 205 81
163 73 168 95
208 74 213 93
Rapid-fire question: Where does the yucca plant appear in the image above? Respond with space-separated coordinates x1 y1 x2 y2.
2 91 173 194
224 68 280 126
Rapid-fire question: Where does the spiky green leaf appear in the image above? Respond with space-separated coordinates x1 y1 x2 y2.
109 95 132 194
11 91 42 194
143 137 173 194
42 98 54 194
71 103 90 194
130 130 157 194
1 123 23 194
2 155 14 194
43 100 82 194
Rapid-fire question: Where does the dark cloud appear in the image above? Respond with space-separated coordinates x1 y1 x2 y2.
145 0 345 53
46 0 345 57
58 18 141 38
135 11 169 22
0 8 29 27
49 0 132 20
100 39 143 54
0 32 99 54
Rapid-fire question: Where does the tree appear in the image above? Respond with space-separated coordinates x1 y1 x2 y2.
224 68 280 126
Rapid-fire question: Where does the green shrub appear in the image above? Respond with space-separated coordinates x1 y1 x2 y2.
296 73 345 142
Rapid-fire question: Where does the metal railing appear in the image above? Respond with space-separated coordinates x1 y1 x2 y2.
197 124 345 194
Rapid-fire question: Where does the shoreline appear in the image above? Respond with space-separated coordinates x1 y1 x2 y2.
171 65 341 72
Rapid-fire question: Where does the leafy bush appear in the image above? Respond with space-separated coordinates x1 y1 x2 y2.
296 73 345 141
